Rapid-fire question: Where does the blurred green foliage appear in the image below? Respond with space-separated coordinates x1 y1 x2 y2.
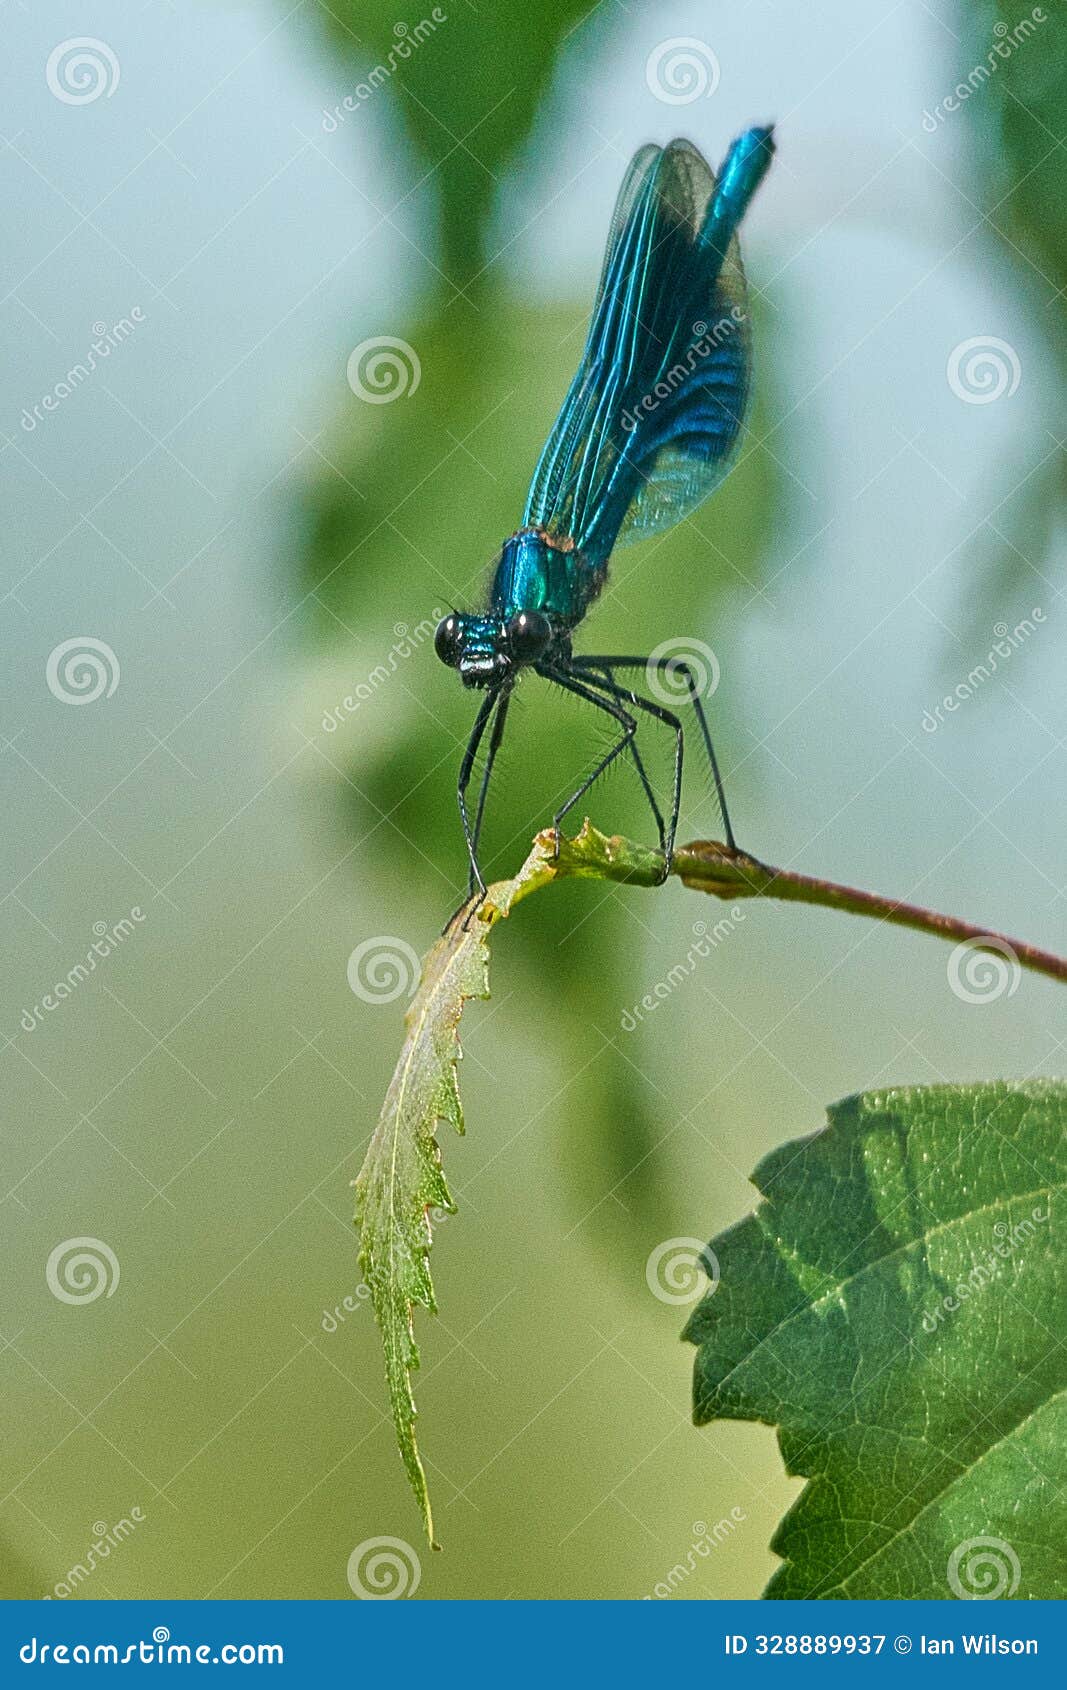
961 0 1067 619
980 1 1067 304
311 0 592 288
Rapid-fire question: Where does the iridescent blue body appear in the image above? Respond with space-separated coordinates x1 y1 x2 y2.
490 529 600 624
433 126 775 897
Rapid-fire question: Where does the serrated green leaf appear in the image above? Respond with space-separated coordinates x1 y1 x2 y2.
685 1081 1067 1599
354 834 556 1545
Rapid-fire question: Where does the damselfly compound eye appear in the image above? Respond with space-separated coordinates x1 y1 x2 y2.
506 610 551 662
434 614 462 667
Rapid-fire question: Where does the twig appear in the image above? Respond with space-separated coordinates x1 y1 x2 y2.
543 823 1067 987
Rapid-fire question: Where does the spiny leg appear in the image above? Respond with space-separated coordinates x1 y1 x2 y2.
537 664 637 859
456 686 500 903
467 680 513 898
573 653 736 850
577 665 683 873
676 659 736 851
589 664 666 853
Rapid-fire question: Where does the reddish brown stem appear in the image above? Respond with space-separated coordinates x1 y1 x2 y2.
672 841 1067 987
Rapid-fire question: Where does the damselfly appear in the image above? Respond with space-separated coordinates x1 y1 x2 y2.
435 127 775 896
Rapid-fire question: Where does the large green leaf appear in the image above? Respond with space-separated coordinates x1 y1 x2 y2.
685 1082 1067 1599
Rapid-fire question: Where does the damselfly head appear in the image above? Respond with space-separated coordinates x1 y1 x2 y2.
434 609 552 687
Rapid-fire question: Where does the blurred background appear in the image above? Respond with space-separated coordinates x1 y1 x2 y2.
1 0 1064 1600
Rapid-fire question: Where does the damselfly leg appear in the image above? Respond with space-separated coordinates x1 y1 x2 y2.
445 647 735 933
444 680 514 933
468 682 512 894
572 653 737 852
445 688 496 933
536 665 639 864
569 664 684 875
587 665 668 854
